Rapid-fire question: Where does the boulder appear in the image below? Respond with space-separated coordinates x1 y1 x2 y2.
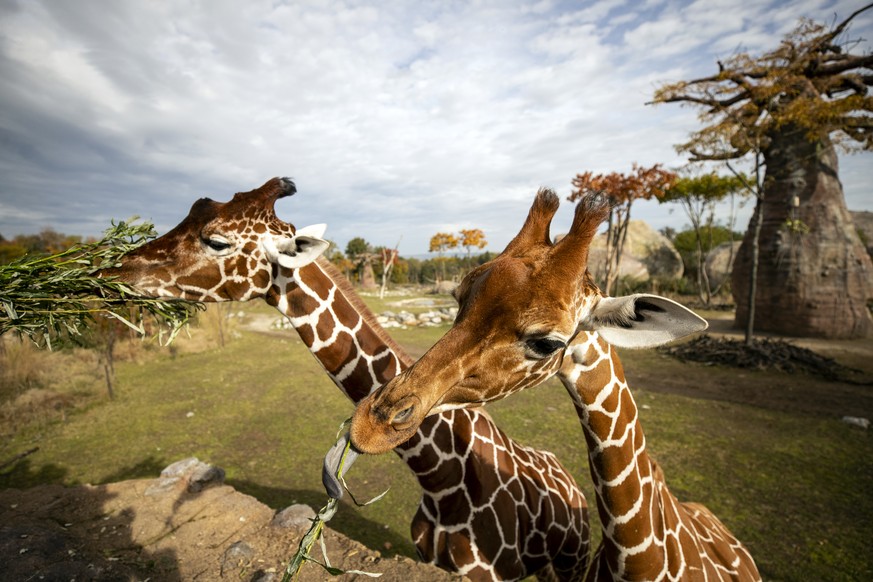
705 241 743 289
586 220 684 282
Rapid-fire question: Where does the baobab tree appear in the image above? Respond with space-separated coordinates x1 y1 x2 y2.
653 5 873 338
346 237 378 290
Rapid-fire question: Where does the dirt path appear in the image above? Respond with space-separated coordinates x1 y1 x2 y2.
630 313 873 421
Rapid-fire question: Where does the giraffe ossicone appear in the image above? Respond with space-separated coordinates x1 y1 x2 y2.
106 178 592 582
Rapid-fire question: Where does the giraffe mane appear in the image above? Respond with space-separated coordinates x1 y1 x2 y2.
315 256 415 368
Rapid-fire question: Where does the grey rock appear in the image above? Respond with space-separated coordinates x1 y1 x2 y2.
271 504 317 529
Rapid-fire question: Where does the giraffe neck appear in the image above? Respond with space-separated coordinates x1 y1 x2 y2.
263 257 443 474
558 332 674 580
256 257 592 580
265 256 411 403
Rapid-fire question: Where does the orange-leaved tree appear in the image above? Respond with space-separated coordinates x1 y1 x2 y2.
459 229 487 258
429 232 459 281
569 163 677 295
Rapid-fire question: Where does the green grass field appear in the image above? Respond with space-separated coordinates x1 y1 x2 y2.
1 299 871 581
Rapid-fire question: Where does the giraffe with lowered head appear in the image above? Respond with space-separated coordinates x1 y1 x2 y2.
106 177 590 582
351 189 761 581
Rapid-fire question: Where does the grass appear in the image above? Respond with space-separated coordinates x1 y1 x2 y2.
486 376 873 581
1 297 872 581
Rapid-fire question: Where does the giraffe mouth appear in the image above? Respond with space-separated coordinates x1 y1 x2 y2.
349 394 425 454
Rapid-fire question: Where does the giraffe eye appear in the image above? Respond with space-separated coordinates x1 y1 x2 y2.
391 404 415 426
203 235 233 253
525 337 566 359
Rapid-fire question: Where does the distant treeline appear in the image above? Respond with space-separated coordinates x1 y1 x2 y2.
331 223 744 288
2 225 744 290
328 246 498 286
0 230 96 265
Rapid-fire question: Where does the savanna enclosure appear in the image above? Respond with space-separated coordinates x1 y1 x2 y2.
2 6 872 581
1 289 871 581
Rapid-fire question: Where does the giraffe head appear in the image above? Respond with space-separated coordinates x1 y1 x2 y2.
350 189 707 454
105 177 330 301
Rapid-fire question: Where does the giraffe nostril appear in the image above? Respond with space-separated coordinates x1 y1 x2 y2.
391 404 415 426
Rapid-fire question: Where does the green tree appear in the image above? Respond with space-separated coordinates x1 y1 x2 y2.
653 6 873 339
345 237 371 259
660 172 748 304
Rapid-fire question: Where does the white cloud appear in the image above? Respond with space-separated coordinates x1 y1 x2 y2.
0 0 870 256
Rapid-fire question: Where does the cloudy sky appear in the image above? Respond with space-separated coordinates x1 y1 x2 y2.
1 0 871 255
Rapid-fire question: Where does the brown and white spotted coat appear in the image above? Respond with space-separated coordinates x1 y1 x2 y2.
107 177 590 582
351 189 761 581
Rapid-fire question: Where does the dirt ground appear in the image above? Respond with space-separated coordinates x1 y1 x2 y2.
0 458 464 582
638 313 873 421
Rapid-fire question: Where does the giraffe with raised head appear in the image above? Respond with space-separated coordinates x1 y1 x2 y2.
350 189 761 581
106 177 590 582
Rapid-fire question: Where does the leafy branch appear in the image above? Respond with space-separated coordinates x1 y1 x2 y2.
0 218 202 349
282 423 387 581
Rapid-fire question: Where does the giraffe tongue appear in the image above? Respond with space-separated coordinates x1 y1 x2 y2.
321 431 360 500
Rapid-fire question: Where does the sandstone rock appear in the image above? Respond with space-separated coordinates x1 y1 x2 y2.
587 249 649 281
705 241 743 289
587 220 683 283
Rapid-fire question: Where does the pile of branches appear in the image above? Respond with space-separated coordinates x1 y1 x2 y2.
0 219 202 349
660 334 861 382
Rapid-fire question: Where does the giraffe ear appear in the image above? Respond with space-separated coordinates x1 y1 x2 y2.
584 294 708 349
263 225 330 269
296 223 327 239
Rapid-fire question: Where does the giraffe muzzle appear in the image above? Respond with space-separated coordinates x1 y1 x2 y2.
350 393 425 454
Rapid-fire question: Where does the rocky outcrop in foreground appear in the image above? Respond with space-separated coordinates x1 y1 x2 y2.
0 458 464 581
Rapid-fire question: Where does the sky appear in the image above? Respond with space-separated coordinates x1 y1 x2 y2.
0 0 871 256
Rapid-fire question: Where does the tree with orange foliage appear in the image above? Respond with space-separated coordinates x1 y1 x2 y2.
569 163 676 294
429 232 459 281
459 229 487 258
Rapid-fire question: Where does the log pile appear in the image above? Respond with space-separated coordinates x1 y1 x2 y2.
660 334 863 382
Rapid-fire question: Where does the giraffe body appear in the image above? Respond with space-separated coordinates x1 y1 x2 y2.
107 177 590 581
351 189 761 581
